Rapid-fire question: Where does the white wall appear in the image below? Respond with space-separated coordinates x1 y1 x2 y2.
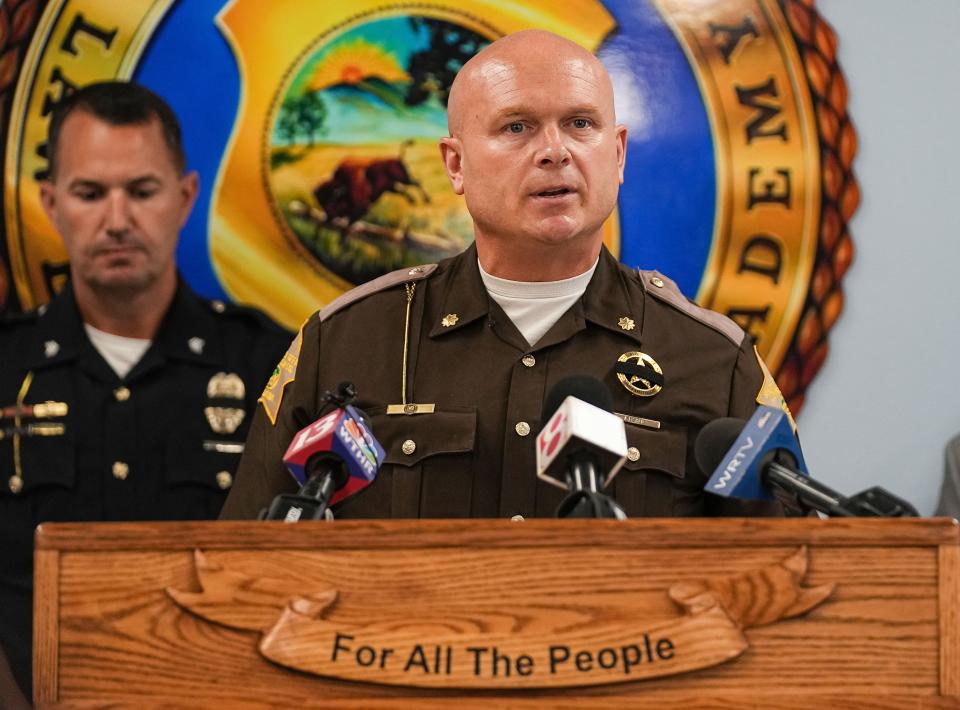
797 0 960 515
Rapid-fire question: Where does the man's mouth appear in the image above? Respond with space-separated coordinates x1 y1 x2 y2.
534 187 575 198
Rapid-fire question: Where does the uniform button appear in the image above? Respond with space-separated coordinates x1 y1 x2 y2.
216 471 233 490
515 421 531 437
114 386 131 402
521 355 536 368
401 439 417 455
651 276 665 288
211 300 226 313
627 446 640 462
510 515 525 522
112 461 129 480
8 476 23 494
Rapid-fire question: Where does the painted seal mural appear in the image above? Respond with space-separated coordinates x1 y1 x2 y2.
0 0 857 413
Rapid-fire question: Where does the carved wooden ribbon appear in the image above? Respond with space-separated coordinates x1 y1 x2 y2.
167 547 833 689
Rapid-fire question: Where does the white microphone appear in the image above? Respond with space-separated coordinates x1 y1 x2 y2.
536 376 628 493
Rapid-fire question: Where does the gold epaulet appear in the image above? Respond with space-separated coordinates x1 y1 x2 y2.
638 269 745 347
318 264 438 323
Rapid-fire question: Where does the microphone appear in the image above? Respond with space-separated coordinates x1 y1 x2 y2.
536 375 628 519
696 406 918 517
263 384 385 522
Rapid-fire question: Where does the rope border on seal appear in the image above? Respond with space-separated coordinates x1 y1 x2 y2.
0 0 45 313
775 0 858 414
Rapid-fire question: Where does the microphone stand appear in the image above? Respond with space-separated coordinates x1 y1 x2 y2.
555 458 627 519
556 490 627 519
765 461 918 517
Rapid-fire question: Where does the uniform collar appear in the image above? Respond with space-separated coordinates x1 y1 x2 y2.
29 285 89 370
150 278 224 367
581 245 644 345
27 277 224 377
428 242 491 338
427 243 644 347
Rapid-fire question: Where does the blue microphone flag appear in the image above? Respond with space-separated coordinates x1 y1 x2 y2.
705 406 807 501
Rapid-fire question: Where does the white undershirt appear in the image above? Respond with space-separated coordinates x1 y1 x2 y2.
479 258 599 347
84 324 152 379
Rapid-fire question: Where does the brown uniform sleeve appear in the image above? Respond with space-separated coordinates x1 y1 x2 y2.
220 314 322 519
705 334 786 517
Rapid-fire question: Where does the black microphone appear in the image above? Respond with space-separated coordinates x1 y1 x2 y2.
536 375 628 519
695 410 918 517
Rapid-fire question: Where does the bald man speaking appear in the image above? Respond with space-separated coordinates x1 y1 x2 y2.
222 30 786 519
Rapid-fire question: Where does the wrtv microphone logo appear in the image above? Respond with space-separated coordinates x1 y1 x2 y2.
706 406 804 501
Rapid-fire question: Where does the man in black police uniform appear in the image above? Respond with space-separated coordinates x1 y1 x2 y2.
0 82 290 703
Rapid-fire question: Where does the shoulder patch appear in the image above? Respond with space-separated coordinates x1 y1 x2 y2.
258 322 304 425
319 263 437 322
638 269 745 347
754 345 796 432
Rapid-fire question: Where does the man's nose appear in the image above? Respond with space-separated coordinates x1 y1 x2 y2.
535 125 571 167
105 190 132 235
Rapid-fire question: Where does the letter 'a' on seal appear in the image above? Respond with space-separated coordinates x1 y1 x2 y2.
616 351 664 397
259 320 305 425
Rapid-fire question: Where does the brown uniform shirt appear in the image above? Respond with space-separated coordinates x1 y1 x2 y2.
222 244 782 519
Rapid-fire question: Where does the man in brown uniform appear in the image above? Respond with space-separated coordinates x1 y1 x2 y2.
222 30 787 520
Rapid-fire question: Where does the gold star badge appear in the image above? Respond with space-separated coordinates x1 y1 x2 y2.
616 351 664 397
618 317 635 331
441 314 459 328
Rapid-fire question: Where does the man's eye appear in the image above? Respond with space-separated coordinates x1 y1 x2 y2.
74 189 102 201
130 188 157 199
572 118 592 129
507 122 525 134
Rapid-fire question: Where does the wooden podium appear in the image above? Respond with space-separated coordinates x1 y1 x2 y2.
34 518 959 708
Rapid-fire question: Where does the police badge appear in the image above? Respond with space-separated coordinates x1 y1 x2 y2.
204 372 246 435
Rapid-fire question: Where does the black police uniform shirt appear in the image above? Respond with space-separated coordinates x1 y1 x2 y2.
222 243 790 521
0 279 291 697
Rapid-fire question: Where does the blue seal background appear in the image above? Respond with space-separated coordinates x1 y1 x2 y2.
133 0 714 302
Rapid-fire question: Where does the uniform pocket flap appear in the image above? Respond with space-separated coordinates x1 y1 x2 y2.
369 406 477 467
2 431 76 494
164 436 244 491
620 423 687 479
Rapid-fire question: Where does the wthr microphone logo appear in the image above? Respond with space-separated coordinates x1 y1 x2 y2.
283 405 385 504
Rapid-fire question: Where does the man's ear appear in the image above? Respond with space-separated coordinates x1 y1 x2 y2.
39 180 57 224
438 137 464 195
177 170 200 228
615 124 627 184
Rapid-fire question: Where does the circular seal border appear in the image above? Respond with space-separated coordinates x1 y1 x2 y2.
0 0 45 313
0 0 857 416
774 0 857 413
